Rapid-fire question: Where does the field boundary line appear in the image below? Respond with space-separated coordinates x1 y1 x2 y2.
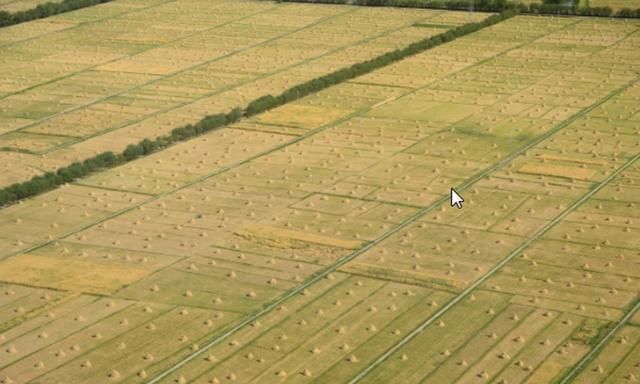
0 297 141 371
184 278 392 384
7 10 580 209
0 7 456 153
508 297 620 319
0 102 393 262
21 305 177 381
475 312 577 384
414 301 524 384
443 305 540 384
0 292 83 340
124 273 353 383
595 317 640 383
241 281 418 384
558 298 640 384
0 19 590 383
279 0 640 19
347 152 640 383
500 269 637 295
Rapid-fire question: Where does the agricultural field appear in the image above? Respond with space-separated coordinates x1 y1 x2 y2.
570 312 640 383
584 0 640 10
1 3 640 384
0 0 486 189
136 15 639 384
0 0 60 13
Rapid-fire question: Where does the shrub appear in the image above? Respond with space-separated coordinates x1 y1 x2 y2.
246 95 278 116
123 144 144 161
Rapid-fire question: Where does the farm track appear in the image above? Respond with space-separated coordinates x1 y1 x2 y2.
0 10 561 197
0 297 140 368
143 49 640 384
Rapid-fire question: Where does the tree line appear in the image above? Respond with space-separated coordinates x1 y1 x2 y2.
0 108 243 207
244 9 516 117
0 9 517 208
0 0 113 28
277 0 640 18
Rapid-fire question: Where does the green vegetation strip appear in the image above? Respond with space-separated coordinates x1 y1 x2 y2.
0 9 516 209
0 0 113 28
558 298 640 384
279 0 640 18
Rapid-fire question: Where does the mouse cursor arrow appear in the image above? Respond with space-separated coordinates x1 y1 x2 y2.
450 188 464 209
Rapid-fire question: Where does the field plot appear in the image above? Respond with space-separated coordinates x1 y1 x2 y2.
584 0 640 10
571 312 640 384
1 9 640 384
0 0 61 12
0 0 487 188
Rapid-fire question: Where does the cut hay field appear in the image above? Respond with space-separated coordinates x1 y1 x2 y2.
585 0 640 10
570 312 640 384
0 0 61 12
1 10 639 384
0 0 486 189
132 15 639 384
